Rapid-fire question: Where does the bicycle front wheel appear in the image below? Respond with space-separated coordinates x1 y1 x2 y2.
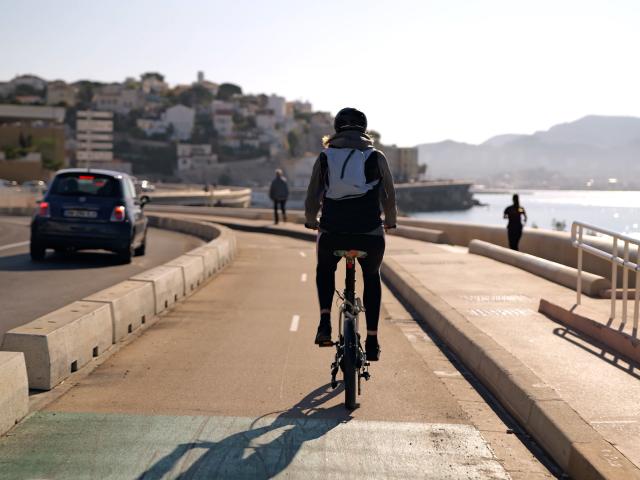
342 319 358 410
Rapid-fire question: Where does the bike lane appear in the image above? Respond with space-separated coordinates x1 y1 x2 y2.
0 229 553 479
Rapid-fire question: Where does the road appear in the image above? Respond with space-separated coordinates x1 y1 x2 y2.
0 216 203 342
0 229 558 478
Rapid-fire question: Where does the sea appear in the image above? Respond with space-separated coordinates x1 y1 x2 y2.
409 190 640 238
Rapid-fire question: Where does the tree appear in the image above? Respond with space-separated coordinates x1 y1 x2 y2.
178 85 213 107
217 83 242 101
140 72 165 82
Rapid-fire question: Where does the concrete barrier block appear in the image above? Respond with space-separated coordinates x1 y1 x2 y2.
84 280 156 343
131 265 185 314
389 225 449 244
1 302 112 390
0 352 29 435
216 239 231 266
165 254 205 294
187 246 220 277
469 239 610 297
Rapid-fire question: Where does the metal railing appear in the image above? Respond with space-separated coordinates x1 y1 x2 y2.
571 221 640 327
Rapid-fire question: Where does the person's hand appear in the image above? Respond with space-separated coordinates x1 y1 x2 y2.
304 222 319 230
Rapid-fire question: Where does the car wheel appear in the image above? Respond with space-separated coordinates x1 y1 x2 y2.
134 232 147 257
118 245 133 264
30 241 46 261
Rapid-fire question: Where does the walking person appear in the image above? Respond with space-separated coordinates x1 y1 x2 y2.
304 107 397 361
503 194 527 250
269 169 289 224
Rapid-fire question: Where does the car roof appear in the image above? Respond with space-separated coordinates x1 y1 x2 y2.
55 168 129 180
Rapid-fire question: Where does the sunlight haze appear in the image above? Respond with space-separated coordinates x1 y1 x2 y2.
2 0 639 145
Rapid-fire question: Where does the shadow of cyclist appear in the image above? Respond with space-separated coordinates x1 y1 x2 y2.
137 383 351 479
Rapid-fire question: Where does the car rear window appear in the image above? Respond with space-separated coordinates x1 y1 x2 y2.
50 174 121 197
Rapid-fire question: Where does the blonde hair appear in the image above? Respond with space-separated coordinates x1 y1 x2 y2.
322 135 331 148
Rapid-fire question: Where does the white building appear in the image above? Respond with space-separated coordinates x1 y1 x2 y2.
286 100 313 116
176 143 218 180
163 104 195 141
94 84 143 114
267 95 287 120
256 109 276 131
212 109 234 137
76 110 114 167
46 81 77 106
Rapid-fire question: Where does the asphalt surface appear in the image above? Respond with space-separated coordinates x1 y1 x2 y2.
0 230 555 479
0 216 203 342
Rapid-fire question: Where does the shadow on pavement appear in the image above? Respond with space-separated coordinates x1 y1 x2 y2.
0 251 123 271
552 326 640 380
137 383 352 480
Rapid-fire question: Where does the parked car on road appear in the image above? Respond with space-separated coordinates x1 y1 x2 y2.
0 178 18 188
30 169 149 263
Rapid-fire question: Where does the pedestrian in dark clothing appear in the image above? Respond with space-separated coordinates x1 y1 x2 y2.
269 169 289 224
503 194 527 250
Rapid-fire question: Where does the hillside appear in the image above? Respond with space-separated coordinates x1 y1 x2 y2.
419 115 640 188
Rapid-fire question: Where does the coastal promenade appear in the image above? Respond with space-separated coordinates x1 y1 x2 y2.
1 210 639 478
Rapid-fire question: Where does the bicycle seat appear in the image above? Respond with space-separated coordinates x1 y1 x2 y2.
333 249 368 259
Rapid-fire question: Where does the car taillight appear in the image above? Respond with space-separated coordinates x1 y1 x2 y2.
38 201 50 217
110 205 126 222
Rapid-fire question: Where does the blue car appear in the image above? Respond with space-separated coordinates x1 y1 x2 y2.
30 169 149 263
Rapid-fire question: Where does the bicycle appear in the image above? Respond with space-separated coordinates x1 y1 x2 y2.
328 249 371 410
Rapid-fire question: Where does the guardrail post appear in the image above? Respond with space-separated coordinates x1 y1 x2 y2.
634 269 640 332
576 226 583 305
622 241 630 324
611 238 618 321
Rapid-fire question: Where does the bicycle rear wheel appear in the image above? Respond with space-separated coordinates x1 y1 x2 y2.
343 319 358 410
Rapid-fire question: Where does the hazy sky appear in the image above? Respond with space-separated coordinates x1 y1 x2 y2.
2 0 639 146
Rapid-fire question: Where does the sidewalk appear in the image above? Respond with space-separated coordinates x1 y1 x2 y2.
383 235 640 471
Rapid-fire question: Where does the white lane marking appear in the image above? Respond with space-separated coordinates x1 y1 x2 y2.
434 370 462 378
299 251 306 257
591 420 638 424
289 314 300 332
300 273 307 282
0 240 29 252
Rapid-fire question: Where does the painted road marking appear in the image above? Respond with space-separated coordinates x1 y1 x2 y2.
468 308 536 317
299 251 307 257
0 240 29 252
0 412 510 479
300 273 307 282
289 315 300 332
434 370 463 378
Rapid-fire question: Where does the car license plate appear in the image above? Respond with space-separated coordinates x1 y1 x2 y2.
64 209 98 218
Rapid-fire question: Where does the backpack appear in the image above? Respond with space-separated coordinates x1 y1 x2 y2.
324 147 379 200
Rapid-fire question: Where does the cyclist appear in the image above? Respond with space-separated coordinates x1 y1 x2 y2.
304 107 397 361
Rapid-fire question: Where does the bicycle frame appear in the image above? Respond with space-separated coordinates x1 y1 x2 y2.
330 252 370 409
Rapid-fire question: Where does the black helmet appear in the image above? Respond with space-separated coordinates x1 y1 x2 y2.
334 107 367 133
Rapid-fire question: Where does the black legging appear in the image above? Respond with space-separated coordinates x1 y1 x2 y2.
316 232 385 331
508 224 523 251
273 200 286 223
